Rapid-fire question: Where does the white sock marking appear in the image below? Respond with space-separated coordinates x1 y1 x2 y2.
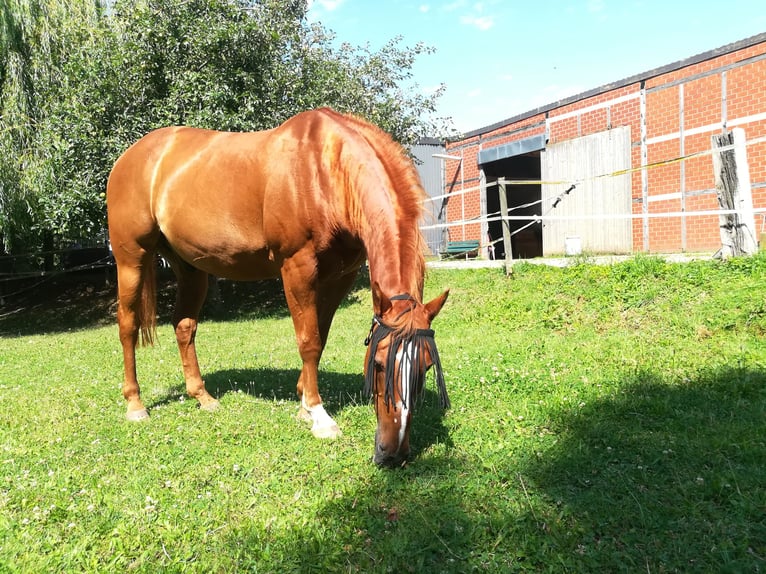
302 397 337 430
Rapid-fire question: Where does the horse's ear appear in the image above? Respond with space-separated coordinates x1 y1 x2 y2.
425 289 449 322
372 281 392 316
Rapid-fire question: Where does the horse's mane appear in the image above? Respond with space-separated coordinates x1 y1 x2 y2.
322 110 447 410
322 109 428 298
331 111 427 217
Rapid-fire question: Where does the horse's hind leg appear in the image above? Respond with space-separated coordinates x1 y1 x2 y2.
171 263 219 411
115 253 153 421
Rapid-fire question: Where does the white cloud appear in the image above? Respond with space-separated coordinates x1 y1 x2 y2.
419 4 430 13
460 14 494 30
444 1 468 11
443 0 499 31
467 87 482 98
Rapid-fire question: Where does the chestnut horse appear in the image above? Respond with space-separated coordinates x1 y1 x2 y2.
106 108 449 466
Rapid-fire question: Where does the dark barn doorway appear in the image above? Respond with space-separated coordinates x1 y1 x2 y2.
483 152 543 259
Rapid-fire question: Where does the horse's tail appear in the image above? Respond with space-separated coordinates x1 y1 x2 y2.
138 259 158 347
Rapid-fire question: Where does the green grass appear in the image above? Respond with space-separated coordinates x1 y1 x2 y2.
1 254 765 572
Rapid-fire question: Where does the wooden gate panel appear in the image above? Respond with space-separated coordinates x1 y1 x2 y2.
542 127 632 255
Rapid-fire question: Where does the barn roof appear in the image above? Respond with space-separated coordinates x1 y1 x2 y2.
458 32 766 140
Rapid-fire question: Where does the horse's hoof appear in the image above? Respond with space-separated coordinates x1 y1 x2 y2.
312 424 342 439
200 399 220 412
126 409 149 421
297 407 312 423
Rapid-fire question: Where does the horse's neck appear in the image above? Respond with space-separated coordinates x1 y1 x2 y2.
363 219 424 300
347 156 425 301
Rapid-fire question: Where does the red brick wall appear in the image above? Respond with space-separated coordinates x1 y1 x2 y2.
445 38 766 254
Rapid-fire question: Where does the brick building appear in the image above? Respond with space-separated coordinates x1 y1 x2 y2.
438 33 766 258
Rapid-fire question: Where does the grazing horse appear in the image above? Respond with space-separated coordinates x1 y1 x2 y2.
106 108 449 466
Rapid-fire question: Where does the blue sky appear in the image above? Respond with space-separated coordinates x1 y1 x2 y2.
306 0 766 134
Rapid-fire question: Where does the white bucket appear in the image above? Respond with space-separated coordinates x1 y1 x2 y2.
565 236 582 256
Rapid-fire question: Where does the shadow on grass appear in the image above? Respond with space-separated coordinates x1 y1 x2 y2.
192 370 468 572
0 273 119 336
0 267 371 337
226 453 478 573
204 367 360 409
519 366 766 571
148 367 451 461
215 366 766 572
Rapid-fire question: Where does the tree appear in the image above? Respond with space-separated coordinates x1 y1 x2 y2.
0 0 105 254
0 0 38 254
0 0 448 255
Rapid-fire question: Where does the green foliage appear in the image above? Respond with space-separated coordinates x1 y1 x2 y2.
1 255 765 571
1 1 85 251
0 0 447 254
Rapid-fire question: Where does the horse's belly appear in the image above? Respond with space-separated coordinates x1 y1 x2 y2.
195 250 282 281
160 222 281 281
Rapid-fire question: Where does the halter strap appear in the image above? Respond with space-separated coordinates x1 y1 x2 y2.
364 316 380 347
390 292 417 321
364 315 435 346
365 293 415 346
389 293 415 301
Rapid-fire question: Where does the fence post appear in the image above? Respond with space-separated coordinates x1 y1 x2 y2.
497 179 514 275
711 128 758 258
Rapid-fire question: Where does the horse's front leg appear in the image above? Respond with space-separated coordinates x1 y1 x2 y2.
296 370 340 439
281 254 341 439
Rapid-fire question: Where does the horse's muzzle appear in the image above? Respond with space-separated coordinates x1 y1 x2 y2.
373 442 408 468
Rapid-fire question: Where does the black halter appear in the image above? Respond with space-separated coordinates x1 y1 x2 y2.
363 294 449 411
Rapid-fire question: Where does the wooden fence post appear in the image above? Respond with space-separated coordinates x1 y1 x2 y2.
497 179 514 275
711 128 758 258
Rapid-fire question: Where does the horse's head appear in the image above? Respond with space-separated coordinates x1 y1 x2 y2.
364 283 449 467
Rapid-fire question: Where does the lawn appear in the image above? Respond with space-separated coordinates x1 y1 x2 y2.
1 254 765 572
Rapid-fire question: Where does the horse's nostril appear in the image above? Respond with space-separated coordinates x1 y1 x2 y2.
377 442 387 454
